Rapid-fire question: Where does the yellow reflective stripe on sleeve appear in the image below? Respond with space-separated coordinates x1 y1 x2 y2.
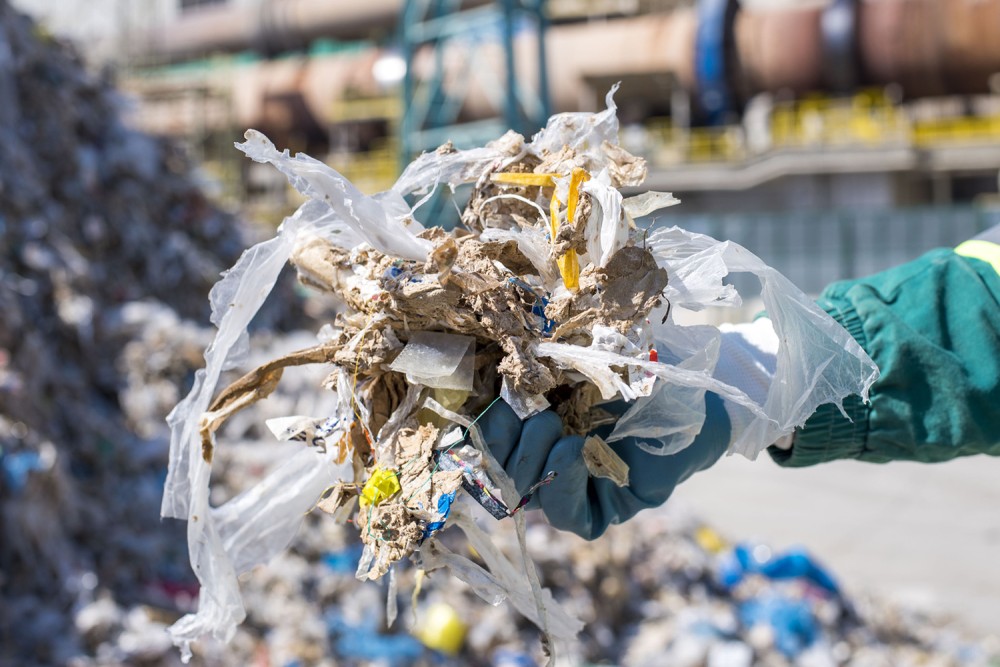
956 239 1000 275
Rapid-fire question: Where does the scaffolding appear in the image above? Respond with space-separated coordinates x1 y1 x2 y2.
400 0 551 162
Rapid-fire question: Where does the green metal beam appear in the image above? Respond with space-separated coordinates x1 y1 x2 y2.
400 0 551 164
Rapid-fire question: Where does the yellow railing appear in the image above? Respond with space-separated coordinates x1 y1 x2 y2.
913 114 1000 147
325 96 402 193
646 120 747 164
327 143 399 194
328 96 403 123
646 91 1000 165
771 94 910 149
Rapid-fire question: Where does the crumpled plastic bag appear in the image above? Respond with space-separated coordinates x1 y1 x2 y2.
611 225 878 458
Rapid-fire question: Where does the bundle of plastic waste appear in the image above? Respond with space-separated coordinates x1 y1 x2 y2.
163 85 880 660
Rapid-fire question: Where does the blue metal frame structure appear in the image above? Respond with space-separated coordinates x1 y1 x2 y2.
400 0 551 163
694 0 739 125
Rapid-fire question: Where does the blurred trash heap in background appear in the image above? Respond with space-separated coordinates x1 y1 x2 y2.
0 0 998 665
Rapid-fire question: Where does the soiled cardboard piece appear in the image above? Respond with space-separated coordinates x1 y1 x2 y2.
198 343 339 462
582 435 630 487
357 424 464 581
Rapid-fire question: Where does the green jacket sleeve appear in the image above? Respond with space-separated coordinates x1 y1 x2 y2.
769 246 1000 467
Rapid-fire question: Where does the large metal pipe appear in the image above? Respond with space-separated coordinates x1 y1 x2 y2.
142 0 487 61
733 0 1000 103
131 11 699 136
859 0 1000 97
132 0 1000 138
821 0 860 93
441 11 697 119
735 5 826 94
859 0 944 96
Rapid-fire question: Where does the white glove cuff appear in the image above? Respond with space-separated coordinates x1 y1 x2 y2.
715 318 794 450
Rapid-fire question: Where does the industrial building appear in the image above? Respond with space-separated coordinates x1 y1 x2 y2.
20 0 1000 294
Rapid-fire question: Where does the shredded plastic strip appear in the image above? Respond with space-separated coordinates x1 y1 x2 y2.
236 131 432 262
161 207 354 660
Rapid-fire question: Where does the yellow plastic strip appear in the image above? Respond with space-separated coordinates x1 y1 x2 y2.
549 192 580 288
549 192 560 240
545 168 592 291
560 168 591 290
558 251 580 290
490 172 559 187
566 168 591 224
956 239 1000 275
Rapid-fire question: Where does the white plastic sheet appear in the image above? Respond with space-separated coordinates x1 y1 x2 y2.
600 225 879 459
388 331 476 391
237 130 432 262
582 170 628 268
528 85 622 170
623 191 680 220
161 204 355 660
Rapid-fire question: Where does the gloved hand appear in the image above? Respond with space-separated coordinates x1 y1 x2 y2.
479 319 782 539
478 392 731 539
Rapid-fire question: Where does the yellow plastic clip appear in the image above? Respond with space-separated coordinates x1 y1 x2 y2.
359 467 400 507
492 168 591 290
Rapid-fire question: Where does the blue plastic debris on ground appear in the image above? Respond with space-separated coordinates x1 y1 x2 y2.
739 593 819 658
719 542 841 596
325 611 425 666
322 544 367 574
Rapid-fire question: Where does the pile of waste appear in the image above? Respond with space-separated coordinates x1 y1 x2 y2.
0 1 249 662
193 502 1000 667
162 80 885 659
67 467 1000 667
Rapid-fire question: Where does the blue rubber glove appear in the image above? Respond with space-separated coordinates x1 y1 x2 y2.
478 392 731 539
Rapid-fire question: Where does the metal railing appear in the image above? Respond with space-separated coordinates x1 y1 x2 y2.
913 114 1000 147
646 120 748 163
646 92 1000 165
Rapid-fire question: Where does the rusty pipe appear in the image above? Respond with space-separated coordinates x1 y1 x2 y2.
859 0 1000 97
142 0 487 61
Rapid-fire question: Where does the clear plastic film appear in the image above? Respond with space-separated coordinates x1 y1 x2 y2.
160 203 355 660
714 239 878 457
528 85 622 171
236 130 432 262
602 225 879 459
393 133 527 198
419 397 581 662
388 331 476 391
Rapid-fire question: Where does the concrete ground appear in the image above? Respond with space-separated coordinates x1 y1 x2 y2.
669 452 1000 638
